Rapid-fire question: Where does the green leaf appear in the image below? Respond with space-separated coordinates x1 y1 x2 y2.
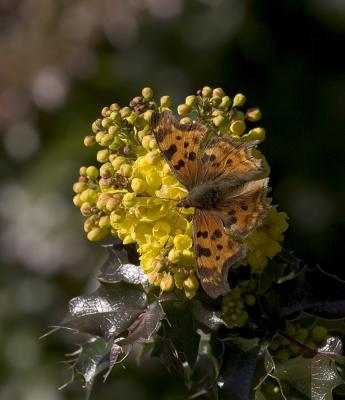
61 283 147 340
191 299 224 331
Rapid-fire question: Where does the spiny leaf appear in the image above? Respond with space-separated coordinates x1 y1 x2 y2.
98 244 148 287
61 283 147 340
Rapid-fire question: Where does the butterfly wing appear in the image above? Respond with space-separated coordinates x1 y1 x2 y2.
214 178 270 238
201 135 265 186
193 209 247 298
151 111 206 189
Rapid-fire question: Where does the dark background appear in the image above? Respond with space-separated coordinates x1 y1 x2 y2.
0 0 344 399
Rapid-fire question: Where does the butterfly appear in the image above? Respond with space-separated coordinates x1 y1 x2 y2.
151 111 270 298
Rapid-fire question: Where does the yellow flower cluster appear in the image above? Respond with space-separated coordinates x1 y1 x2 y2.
72 86 289 298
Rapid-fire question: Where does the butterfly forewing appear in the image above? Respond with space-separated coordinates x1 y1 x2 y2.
214 178 270 238
193 209 247 298
201 136 264 186
151 111 206 189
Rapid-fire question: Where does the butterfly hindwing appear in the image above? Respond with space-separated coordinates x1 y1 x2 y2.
214 178 270 238
201 135 264 186
193 209 247 298
151 111 206 189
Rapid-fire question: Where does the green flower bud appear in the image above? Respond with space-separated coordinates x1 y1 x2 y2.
230 120 246 135
185 95 197 107
149 138 157 149
143 109 154 122
134 116 147 130
177 104 191 115
120 107 131 118
110 209 124 224
84 135 96 147
73 194 83 207
210 96 222 105
97 149 109 163
126 111 138 125
168 249 182 264
119 163 132 178
243 127 266 141
213 115 226 127
142 87 154 100
201 86 212 97
295 328 308 342
107 125 119 137
146 150 161 165
244 294 256 306
87 227 108 241
180 117 193 124
73 181 87 194
275 349 290 361
111 156 127 171
212 87 225 97
312 326 328 342
80 188 97 203
101 107 110 117
160 96 171 108
246 107 262 122
148 271 162 286
219 96 231 109
99 215 110 229
131 178 147 194
160 273 175 292
101 117 113 129
183 274 199 291
86 166 99 180
141 135 153 150
109 111 122 124
233 93 246 107
98 177 112 190
79 166 87 176
95 131 106 144
92 119 101 133
109 136 124 151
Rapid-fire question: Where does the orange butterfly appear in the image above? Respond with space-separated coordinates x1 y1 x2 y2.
151 111 270 298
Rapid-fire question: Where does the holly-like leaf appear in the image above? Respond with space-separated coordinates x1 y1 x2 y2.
98 244 149 287
67 337 111 399
259 265 345 320
191 300 224 331
219 337 262 400
61 283 147 340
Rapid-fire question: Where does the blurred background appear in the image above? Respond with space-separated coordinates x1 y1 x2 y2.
0 0 344 399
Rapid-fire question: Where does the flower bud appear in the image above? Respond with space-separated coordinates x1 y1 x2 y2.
80 202 92 216
95 131 106 144
160 273 175 292
230 120 246 135
101 117 113 129
148 272 162 286
126 111 138 125
180 117 192 124
233 93 246 107
183 274 199 291
141 135 153 150
212 87 225 97
84 217 95 233
100 134 113 147
108 125 120 137
119 163 132 178
86 166 99 180
73 182 87 194
110 103 120 112
110 209 125 224
149 138 157 149
177 104 191 115
201 86 212 97
122 192 136 208
99 215 110 229
87 227 108 241
213 115 227 127
97 149 109 163
84 135 96 147
79 166 87 176
143 109 154 122
80 188 97 203
120 107 131 118
185 95 197 107
219 96 231 109
146 150 160 165
96 192 112 210
246 107 262 122
101 107 110 117
244 294 256 306
142 87 154 100
244 127 266 141
210 96 222 106
131 178 147 194
73 194 83 207
312 326 328 342
160 96 171 108
168 249 182 264
99 163 114 178
109 111 122 124
173 234 192 250
92 120 101 133
111 156 127 171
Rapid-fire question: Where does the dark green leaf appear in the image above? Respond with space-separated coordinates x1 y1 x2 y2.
61 283 147 340
219 337 262 400
192 300 224 331
98 244 148 287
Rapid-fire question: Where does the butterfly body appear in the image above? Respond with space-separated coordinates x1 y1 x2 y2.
152 111 270 298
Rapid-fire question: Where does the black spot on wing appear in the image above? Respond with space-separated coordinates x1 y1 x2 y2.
163 144 177 161
196 245 212 257
173 159 186 170
184 151 196 161
213 229 222 238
